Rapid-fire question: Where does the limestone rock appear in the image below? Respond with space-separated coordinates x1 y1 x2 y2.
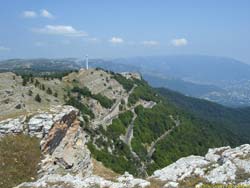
117 172 150 188
17 173 150 188
0 116 25 135
0 105 78 139
153 156 209 182
151 144 250 187
205 160 237 184
39 111 92 177
164 182 179 188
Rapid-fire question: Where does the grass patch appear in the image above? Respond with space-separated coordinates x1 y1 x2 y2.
0 134 41 188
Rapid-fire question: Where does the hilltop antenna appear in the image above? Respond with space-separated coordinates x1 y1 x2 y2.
85 55 89 70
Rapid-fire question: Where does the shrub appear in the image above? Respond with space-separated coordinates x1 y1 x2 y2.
107 119 126 138
87 143 138 175
46 87 52 95
71 86 91 97
34 94 41 103
128 84 158 105
66 97 94 119
112 74 134 92
41 84 45 91
34 79 40 87
92 94 114 109
28 89 33 96
118 110 133 127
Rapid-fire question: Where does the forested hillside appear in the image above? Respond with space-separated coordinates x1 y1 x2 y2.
157 88 250 143
84 76 247 176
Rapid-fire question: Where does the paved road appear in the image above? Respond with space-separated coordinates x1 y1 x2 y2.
124 111 137 146
147 117 180 158
91 85 137 128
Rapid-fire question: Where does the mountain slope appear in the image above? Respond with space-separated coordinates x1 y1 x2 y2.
2 56 250 106
77 73 246 176
0 68 250 185
156 88 250 142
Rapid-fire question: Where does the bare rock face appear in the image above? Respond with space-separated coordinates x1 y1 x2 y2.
151 144 250 187
0 105 76 138
38 110 93 178
153 156 209 182
12 105 149 188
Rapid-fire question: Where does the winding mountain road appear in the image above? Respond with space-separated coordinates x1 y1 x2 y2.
147 117 180 158
124 110 137 146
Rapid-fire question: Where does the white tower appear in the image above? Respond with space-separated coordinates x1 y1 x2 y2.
85 55 89 70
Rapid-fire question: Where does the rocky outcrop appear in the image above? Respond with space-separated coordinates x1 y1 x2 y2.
10 105 149 188
152 144 250 187
38 110 92 178
0 105 77 138
17 173 150 188
0 116 26 135
120 72 141 80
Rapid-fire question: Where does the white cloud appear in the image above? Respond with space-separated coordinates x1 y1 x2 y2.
142 40 159 46
33 25 88 37
109 37 124 44
22 10 37 18
171 38 188 47
40 9 54 19
0 46 10 51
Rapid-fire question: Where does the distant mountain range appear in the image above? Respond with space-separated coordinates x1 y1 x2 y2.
1 55 250 107
93 55 250 107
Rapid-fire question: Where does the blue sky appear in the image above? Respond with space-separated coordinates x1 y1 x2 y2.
0 0 249 62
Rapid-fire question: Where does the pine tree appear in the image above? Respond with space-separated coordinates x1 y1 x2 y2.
28 89 33 96
34 94 41 103
35 80 40 87
46 87 52 95
22 79 27 86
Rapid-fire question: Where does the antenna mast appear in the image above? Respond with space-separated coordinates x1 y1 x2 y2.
85 55 89 70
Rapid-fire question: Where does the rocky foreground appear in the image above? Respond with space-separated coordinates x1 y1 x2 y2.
3 105 149 188
0 105 249 188
152 144 250 187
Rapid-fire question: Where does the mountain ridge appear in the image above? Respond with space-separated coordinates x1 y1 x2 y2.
1 55 250 106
